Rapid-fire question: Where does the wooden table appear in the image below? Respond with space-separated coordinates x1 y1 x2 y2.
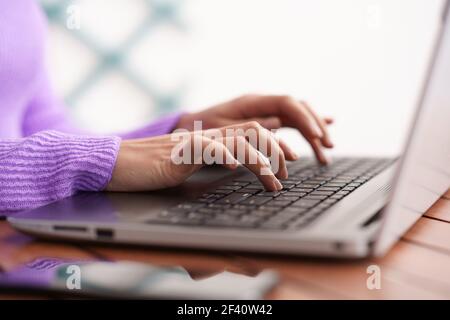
1 189 449 299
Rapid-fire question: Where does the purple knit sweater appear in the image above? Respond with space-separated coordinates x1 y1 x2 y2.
0 0 182 215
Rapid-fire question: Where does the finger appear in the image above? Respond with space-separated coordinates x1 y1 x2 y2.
224 135 283 191
253 124 288 179
302 101 334 148
277 137 299 161
219 122 289 179
235 95 323 139
256 116 282 130
275 97 330 164
231 95 331 145
215 116 282 130
188 134 239 171
310 138 329 165
324 117 334 125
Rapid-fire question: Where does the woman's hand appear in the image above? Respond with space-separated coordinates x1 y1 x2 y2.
106 122 298 192
176 94 334 164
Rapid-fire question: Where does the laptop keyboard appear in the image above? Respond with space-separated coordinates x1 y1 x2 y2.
147 158 394 230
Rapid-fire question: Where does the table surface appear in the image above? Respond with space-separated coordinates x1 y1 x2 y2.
1 189 449 299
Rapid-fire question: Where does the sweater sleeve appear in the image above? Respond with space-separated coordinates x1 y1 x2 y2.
0 130 121 216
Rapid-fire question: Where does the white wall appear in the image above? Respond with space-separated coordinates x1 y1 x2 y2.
46 0 445 157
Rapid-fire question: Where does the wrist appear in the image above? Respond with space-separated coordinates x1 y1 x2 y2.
106 140 133 192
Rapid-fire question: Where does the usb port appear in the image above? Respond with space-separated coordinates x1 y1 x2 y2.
96 228 114 239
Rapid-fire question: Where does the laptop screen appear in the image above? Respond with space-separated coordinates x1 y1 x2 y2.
374 0 450 255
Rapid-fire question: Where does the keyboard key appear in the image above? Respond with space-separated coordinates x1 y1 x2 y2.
235 188 261 194
256 191 284 197
217 192 253 204
317 186 341 191
324 182 347 187
244 184 265 190
269 200 292 207
197 198 217 204
240 196 272 206
303 195 328 200
298 183 321 189
347 182 362 187
276 196 300 202
310 190 335 196
281 184 296 190
331 178 353 183
279 206 309 215
284 192 307 197
232 204 252 211
291 187 314 193
302 180 325 185
323 198 338 205
316 202 332 210
207 203 231 209
199 193 217 199
258 206 282 213
218 185 243 191
213 189 234 195
248 210 274 218
307 207 327 216
291 199 321 208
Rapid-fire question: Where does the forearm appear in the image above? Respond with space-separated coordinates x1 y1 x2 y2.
0 131 120 216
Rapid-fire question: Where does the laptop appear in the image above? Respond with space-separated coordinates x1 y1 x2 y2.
8 1 450 258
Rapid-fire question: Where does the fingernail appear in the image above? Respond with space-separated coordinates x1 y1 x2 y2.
282 167 289 179
322 155 331 165
290 149 300 160
275 179 283 190
230 162 238 169
318 154 327 165
324 138 334 148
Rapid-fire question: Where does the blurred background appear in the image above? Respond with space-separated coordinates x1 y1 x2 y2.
40 0 445 157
